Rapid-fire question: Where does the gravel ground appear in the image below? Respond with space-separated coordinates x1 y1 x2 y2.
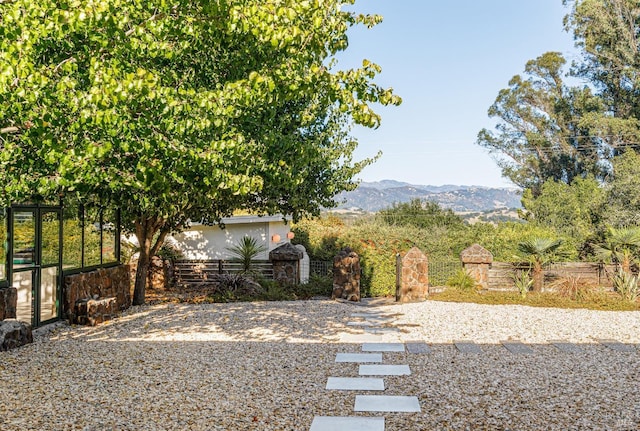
1 300 639 430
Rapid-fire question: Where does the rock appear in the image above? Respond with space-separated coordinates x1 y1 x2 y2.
0 319 33 351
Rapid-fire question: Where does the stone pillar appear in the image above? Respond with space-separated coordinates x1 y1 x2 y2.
332 248 361 302
0 287 18 320
269 243 303 286
396 247 429 302
460 244 493 290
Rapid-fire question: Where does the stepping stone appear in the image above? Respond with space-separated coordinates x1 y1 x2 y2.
405 341 431 354
340 333 386 343
351 313 393 320
347 321 381 327
597 339 638 352
501 340 534 354
550 340 582 353
335 353 383 363
364 327 400 334
326 377 385 391
354 395 421 413
454 341 482 354
362 343 405 352
310 416 384 431
359 364 411 376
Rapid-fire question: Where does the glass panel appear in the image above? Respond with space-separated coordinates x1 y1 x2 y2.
84 206 102 267
102 208 118 263
12 211 35 268
0 209 6 281
13 271 32 323
40 266 58 322
41 212 60 266
62 203 83 269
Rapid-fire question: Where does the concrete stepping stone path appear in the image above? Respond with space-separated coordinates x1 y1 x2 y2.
335 352 383 363
597 339 638 352
550 340 582 353
359 364 411 376
326 377 385 391
501 340 534 354
454 341 483 354
405 341 431 354
354 395 421 413
362 343 405 352
310 416 385 431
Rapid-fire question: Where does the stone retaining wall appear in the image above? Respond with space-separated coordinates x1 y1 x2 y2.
64 265 131 324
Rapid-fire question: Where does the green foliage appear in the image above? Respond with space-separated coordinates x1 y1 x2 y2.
226 236 268 273
517 236 564 292
612 268 640 303
603 151 640 228
592 226 640 273
512 270 533 299
446 269 476 292
378 199 464 229
0 0 401 304
520 176 604 242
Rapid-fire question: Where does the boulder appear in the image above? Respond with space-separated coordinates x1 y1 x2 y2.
0 319 33 351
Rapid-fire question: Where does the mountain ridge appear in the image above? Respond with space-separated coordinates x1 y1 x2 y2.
336 180 522 212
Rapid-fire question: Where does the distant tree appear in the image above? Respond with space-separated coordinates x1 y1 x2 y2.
378 199 464 230
0 0 401 305
477 52 607 196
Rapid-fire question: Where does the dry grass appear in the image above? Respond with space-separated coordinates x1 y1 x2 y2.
430 287 640 311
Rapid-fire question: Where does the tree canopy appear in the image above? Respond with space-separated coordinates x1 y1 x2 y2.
479 1 640 198
0 0 401 304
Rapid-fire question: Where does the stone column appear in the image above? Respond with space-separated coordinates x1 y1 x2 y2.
269 243 303 286
396 246 429 302
0 287 17 320
460 244 493 290
332 248 361 302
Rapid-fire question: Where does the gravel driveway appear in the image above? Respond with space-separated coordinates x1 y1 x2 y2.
1 300 639 430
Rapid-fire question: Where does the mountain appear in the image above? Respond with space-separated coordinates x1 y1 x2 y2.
335 181 522 212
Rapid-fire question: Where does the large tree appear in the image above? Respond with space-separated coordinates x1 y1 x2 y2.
477 52 606 195
0 0 400 304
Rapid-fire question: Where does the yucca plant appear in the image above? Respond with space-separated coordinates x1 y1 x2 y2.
512 269 533 299
226 236 268 273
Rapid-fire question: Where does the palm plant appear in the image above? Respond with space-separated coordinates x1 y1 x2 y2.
593 227 640 275
517 237 564 292
226 236 268 273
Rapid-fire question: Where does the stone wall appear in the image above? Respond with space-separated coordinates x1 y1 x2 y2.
0 287 17 320
396 247 429 302
460 244 493 290
64 265 131 325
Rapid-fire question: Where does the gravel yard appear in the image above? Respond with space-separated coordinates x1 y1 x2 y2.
1 300 639 430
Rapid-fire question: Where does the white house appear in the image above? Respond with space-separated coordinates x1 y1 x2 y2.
171 215 295 261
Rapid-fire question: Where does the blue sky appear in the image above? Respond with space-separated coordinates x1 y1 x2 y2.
338 1 579 188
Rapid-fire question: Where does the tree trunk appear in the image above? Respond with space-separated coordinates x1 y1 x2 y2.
532 262 544 293
132 216 168 306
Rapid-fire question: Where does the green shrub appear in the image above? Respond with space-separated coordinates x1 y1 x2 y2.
512 269 533 298
612 268 639 303
446 269 476 292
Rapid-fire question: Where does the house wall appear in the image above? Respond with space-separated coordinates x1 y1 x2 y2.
172 218 293 260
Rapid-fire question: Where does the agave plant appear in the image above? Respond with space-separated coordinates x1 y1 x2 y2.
517 237 564 292
226 236 268 273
